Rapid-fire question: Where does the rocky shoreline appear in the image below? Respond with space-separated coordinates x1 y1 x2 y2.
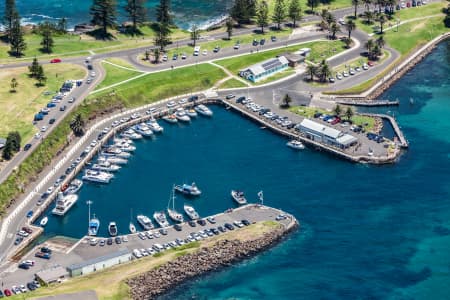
126 223 298 300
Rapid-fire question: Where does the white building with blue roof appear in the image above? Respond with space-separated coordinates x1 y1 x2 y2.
239 56 289 82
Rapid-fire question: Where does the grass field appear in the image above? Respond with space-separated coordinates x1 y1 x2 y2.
0 63 86 143
215 40 346 75
255 68 296 85
217 78 248 89
95 62 142 91
103 58 138 70
266 0 352 14
8 222 280 300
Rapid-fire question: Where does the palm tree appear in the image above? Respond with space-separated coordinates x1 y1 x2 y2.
70 114 85 136
329 22 340 40
10 77 18 93
352 0 360 18
364 10 374 24
306 64 316 81
345 106 354 121
365 39 375 59
281 94 292 108
363 0 372 13
377 13 387 33
333 104 342 116
153 48 161 63
319 60 331 82
376 35 385 48
346 19 356 39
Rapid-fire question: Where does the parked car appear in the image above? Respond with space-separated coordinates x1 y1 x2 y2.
233 42 240 49
26 210 33 218
271 36 277 42
259 39 265 45
60 105 66 111
225 94 235 99
213 45 220 53
252 39 259 46
50 58 61 63
24 143 32 151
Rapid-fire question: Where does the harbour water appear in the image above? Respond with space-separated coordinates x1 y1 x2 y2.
39 40 450 299
0 0 234 30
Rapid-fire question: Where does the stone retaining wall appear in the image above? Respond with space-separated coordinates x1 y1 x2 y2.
126 224 298 300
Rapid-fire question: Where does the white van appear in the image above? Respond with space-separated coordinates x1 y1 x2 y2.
193 46 200 56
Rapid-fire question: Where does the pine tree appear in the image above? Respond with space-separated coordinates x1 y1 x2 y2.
156 0 173 25
225 17 233 40
272 0 286 30
154 22 171 51
9 12 26 57
125 0 147 30
307 0 319 13
90 0 117 36
2 141 13 160
36 65 47 86
190 24 200 47
40 22 54 53
288 0 302 28
57 17 68 33
10 77 18 92
230 0 256 26
3 0 17 42
256 0 269 34
28 58 40 78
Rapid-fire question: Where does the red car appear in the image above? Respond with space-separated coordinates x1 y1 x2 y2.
367 61 375 67
4 289 12 296
50 58 62 63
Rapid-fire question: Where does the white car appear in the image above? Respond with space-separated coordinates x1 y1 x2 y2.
166 101 177 108
41 126 47 132
90 140 97 147
362 64 369 70
146 107 157 114
178 98 187 105
349 68 355 75
23 260 35 266
20 284 27 293
34 133 42 139
102 127 110 134
111 120 120 127
90 71 96 77
342 71 349 77
68 97 75 103
202 49 207 56
11 285 21 294
162 55 168 61
133 249 142 258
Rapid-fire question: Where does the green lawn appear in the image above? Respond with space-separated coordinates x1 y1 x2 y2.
215 40 346 75
92 63 227 107
254 68 296 85
0 63 86 144
266 0 352 14
103 58 138 70
289 106 376 131
218 78 248 89
95 62 142 91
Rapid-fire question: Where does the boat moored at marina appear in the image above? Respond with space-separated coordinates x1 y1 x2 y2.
88 215 100 236
91 161 121 172
175 108 191 122
167 187 184 223
153 211 170 227
101 147 131 158
231 190 247 205
162 114 178 123
195 104 213 117
52 192 79 216
137 215 154 230
146 118 164 133
183 204 200 220
64 179 83 195
114 141 136 152
121 129 143 140
82 169 114 184
286 140 305 150
98 156 128 165
129 222 137 234
40 216 48 227
186 108 198 118
108 222 118 236
174 182 202 196
133 123 154 137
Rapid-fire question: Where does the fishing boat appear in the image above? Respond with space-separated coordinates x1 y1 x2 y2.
167 186 184 223
146 118 164 133
133 123 153 137
52 192 79 216
175 108 191 122
286 140 305 150
137 214 154 230
65 179 83 195
87 200 100 236
121 129 143 140
174 182 202 196
194 104 213 117
129 222 136 234
162 114 178 123
108 222 118 236
40 216 48 227
153 211 170 227
231 190 247 205
186 108 198 118
82 169 114 184
183 204 200 220
91 161 121 172
98 156 128 165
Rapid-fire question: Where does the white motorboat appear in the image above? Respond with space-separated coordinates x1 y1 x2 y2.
137 214 154 230
194 104 213 117
185 108 198 118
121 129 143 140
40 216 48 227
129 222 137 234
98 156 128 165
162 114 178 123
108 222 118 236
88 215 100 236
65 179 83 195
91 161 121 172
52 192 79 216
101 147 131 158
153 211 170 227
114 141 136 152
183 204 200 220
231 190 247 205
82 169 114 184
286 140 305 150
146 118 164 133
113 137 133 144
133 123 153 137
167 186 184 223
174 182 201 196
175 108 191 122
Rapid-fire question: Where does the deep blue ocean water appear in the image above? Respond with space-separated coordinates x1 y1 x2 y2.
0 0 233 30
38 40 450 299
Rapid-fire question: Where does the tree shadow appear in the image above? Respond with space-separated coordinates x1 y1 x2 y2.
0 35 9 43
86 28 116 40
120 25 143 37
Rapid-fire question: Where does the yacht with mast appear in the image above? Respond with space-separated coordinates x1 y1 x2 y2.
167 186 184 223
129 209 136 233
183 204 200 220
87 200 100 236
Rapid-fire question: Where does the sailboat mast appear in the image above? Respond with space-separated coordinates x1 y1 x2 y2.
86 200 92 235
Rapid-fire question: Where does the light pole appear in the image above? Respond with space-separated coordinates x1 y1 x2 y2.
396 18 400 32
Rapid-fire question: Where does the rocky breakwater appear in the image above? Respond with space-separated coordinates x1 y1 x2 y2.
127 222 298 299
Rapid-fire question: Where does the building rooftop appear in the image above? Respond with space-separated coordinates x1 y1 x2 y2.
35 265 69 284
67 249 130 271
299 119 342 139
242 56 289 76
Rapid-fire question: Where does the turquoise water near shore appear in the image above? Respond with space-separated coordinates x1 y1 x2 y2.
0 0 233 30
39 40 450 299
